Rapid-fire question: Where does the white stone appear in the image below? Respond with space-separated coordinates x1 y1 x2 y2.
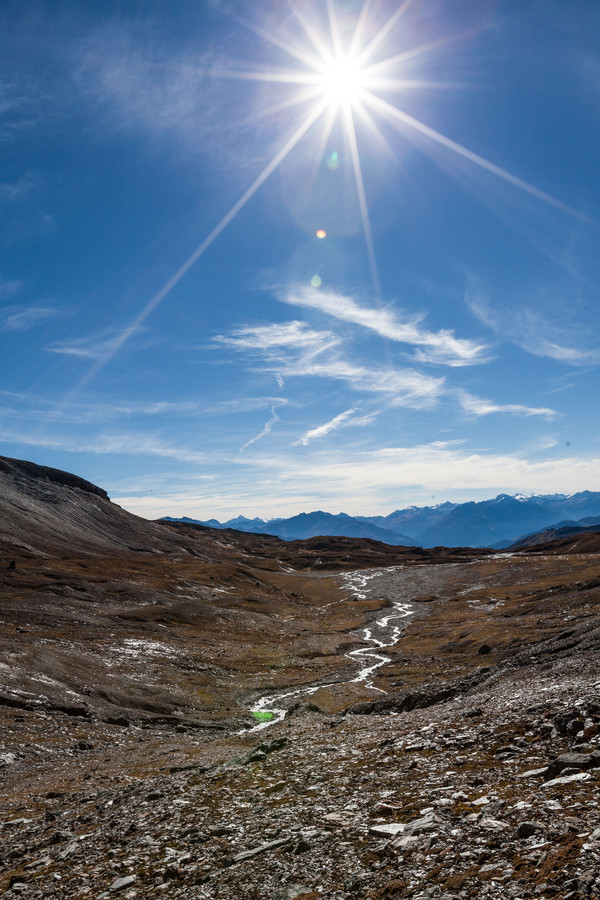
540 772 592 789
369 823 405 837
479 817 509 831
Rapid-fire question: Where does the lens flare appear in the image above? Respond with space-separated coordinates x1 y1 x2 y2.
326 150 339 170
316 229 327 239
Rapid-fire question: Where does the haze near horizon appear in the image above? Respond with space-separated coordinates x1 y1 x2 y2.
1 0 599 520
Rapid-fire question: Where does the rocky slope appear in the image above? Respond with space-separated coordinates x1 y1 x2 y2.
1 458 600 899
509 524 600 553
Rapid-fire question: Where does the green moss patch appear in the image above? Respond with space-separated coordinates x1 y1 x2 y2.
251 710 275 723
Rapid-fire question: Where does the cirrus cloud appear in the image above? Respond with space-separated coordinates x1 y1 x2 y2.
281 284 490 366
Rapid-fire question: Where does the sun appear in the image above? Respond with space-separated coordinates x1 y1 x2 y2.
318 54 368 106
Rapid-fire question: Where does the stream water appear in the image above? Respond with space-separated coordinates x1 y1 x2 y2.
242 565 414 733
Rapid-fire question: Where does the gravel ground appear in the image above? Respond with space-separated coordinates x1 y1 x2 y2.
3 555 600 900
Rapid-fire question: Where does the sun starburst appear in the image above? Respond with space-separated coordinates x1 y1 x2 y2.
318 53 368 105
77 0 583 387
209 0 580 301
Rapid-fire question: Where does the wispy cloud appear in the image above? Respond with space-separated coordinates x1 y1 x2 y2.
456 390 556 419
1 305 57 331
466 283 599 365
296 407 377 446
215 319 445 406
215 314 559 421
0 428 206 465
0 77 47 143
0 393 206 426
241 405 280 450
281 285 489 366
530 340 597 364
0 173 37 201
279 356 445 405
73 27 224 155
47 328 153 359
0 277 24 301
215 320 336 353
204 396 290 415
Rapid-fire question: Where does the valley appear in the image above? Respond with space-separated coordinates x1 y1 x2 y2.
1 457 600 899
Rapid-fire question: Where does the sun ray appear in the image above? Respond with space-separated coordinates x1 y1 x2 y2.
236 87 325 129
343 103 381 298
349 0 374 57
352 97 398 165
306 102 340 196
362 31 476 78
358 0 416 66
287 0 333 65
209 68 323 87
326 0 343 60
71 100 330 395
366 93 589 220
232 14 323 73
366 78 467 92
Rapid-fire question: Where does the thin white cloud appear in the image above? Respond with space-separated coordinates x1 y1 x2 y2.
73 27 224 155
465 284 598 365
0 428 206 464
412 345 485 367
0 277 24 300
47 334 120 359
281 284 489 366
0 78 47 143
0 173 37 201
296 407 377 446
108 400 200 417
1 305 57 331
216 317 555 417
241 405 280 450
278 356 445 406
47 328 155 359
457 390 556 419
216 318 445 406
215 320 337 352
0 394 206 426
204 396 290 415
532 340 597 364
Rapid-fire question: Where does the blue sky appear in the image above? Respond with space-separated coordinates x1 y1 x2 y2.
1 0 599 520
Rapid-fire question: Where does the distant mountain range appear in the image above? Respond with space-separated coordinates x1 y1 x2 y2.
162 491 600 549
164 511 415 546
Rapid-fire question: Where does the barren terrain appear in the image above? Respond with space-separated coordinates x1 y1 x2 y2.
1 457 600 899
